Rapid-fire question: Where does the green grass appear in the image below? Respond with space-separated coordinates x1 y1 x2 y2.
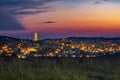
0 57 120 80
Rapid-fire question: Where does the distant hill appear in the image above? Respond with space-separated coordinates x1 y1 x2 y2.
1 36 120 43
66 37 120 40
64 37 120 42
0 36 22 44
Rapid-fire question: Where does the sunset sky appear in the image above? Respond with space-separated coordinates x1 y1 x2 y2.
0 0 120 39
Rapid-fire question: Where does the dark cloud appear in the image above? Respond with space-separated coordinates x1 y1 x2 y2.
0 0 55 6
103 0 109 1
94 1 102 4
0 0 56 31
0 10 25 31
11 10 51 15
0 0 55 15
94 0 109 5
9 6 52 15
43 21 56 24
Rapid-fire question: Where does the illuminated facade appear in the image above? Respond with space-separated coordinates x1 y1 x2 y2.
32 32 38 42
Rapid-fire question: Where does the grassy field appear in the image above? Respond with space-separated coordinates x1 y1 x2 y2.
0 57 120 80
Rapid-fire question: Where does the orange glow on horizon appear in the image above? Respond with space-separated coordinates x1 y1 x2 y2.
13 1 120 38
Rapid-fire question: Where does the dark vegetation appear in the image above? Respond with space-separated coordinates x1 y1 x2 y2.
0 57 120 80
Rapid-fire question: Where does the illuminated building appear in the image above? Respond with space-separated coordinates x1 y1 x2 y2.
21 47 37 55
32 32 38 42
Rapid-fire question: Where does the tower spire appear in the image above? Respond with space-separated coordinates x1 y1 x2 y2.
32 32 38 42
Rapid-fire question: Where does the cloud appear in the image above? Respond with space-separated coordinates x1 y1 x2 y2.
0 0 55 6
0 10 25 31
103 0 109 1
0 0 55 15
9 6 52 15
94 1 102 4
43 21 56 24
94 0 109 5
0 0 56 31
11 10 51 15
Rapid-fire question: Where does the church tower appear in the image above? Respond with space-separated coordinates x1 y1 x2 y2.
32 32 38 42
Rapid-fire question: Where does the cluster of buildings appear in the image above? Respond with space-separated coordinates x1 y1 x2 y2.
0 33 120 59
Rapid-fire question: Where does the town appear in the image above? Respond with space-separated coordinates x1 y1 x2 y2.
0 33 120 59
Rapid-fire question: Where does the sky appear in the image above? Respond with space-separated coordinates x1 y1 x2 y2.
0 0 120 39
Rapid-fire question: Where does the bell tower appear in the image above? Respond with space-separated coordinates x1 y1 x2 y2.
32 32 38 42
